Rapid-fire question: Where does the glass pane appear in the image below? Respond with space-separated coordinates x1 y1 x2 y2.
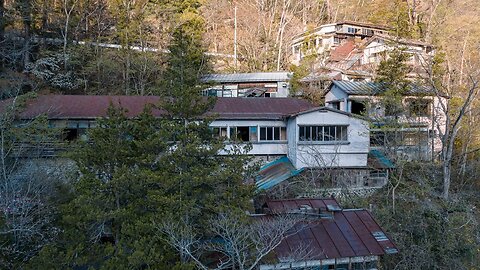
267 127 273 140
281 127 287 140
260 127 267 140
250 126 258 142
312 126 318 141
229 127 236 139
299 126 305 141
212 127 220 138
305 126 312 141
220 127 228 138
273 127 280 140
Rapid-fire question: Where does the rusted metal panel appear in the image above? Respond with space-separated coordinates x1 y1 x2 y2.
262 198 398 262
1 95 316 121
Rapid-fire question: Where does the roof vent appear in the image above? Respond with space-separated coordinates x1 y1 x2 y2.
384 247 399 254
298 204 314 213
326 204 342 212
372 231 388 242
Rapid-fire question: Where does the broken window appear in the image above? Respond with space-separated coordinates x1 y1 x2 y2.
230 126 250 141
407 98 431 117
351 100 366 115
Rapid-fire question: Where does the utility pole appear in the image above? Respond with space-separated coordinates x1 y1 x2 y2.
234 5 237 72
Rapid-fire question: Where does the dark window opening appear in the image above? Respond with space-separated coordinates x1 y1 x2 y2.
408 99 431 117
230 126 250 141
331 102 340 110
64 129 78 141
351 100 365 115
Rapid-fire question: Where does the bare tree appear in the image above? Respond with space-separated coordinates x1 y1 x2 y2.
424 55 480 199
0 92 67 268
159 212 308 270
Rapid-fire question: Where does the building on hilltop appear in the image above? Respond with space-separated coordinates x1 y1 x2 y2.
290 22 434 97
291 21 391 66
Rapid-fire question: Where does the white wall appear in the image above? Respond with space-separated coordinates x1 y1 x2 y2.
324 86 348 111
211 119 288 156
287 109 370 169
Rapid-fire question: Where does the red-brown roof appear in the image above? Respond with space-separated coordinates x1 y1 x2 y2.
263 198 398 261
0 95 316 120
330 40 356 62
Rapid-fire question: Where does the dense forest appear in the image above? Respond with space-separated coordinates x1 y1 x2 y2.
1 0 480 269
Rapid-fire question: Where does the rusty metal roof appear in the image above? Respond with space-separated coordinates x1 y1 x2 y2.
0 95 316 120
262 198 398 260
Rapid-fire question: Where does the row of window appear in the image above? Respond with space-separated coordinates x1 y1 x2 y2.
299 125 348 142
212 126 287 142
212 125 349 143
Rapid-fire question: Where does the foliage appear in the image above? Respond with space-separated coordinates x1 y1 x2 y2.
0 93 66 269
365 162 480 270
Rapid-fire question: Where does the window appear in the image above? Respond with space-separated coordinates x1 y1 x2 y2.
385 101 402 117
334 37 341 44
259 127 286 141
370 131 386 146
351 100 366 115
330 102 340 110
230 126 257 142
407 99 431 117
402 131 428 146
212 127 228 139
230 126 249 141
299 126 348 142
347 27 357 34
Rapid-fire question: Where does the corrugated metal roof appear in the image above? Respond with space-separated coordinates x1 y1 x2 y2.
368 149 395 169
202 72 292 83
262 198 398 261
332 81 435 96
256 157 303 190
0 95 316 120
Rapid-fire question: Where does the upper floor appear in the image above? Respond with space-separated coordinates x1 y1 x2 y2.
201 72 292 97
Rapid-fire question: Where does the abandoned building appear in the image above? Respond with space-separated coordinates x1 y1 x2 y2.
324 81 447 161
201 72 292 97
290 21 391 65
290 21 435 97
1 95 393 191
258 198 398 270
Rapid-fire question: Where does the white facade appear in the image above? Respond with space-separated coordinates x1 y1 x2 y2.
211 108 370 170
325 83 447 159
287 109 369 169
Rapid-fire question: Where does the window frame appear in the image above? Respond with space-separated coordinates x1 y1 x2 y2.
259 126 287 142
298 125 348 143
